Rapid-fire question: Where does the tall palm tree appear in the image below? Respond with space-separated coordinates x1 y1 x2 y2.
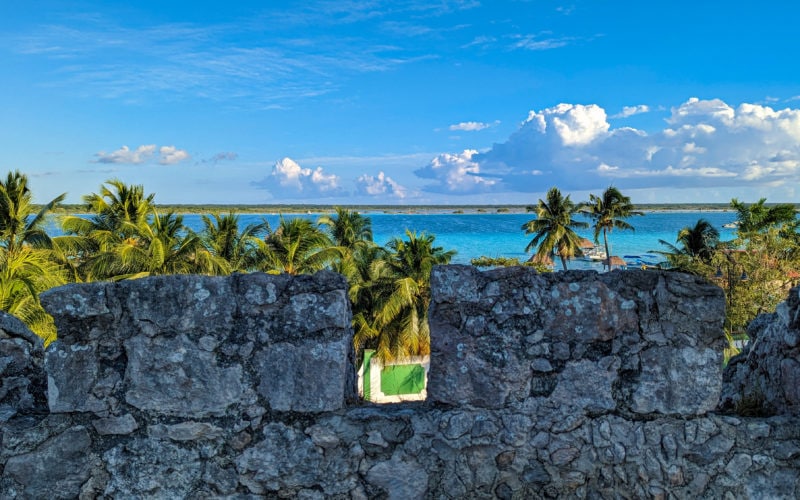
659 219 720 261
58 179 158 280
0 170 66 252
255 216 337 275
583 186 642 270
366 230 455 361
200 212 269 273
62 179 155 239
655 218 720 272
730 198 797 235
522 187 588 270
104 211 227 280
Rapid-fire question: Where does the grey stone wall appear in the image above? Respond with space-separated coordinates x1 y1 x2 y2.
1 267 799 499
721 286 800 416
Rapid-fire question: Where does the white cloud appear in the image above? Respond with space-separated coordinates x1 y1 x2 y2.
198 152 238 165
356 171 407 198
263 157 343 196
512 34 574 51
524 103 610 146
159 146 191 165
417 97 800 194
611 105 650 118
449 121 494 132
414 149 498 193
94 145 156 164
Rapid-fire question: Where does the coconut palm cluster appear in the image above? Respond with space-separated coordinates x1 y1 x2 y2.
0 172 454 361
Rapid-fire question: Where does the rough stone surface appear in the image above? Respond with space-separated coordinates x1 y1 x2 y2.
428 266 727 416
0 312 46 422
39 271 355 417
0 268 799 498
721 286 800 416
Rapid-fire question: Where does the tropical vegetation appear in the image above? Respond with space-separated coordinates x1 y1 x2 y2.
655 199 800 360
3 171 798 367
0 175 457 361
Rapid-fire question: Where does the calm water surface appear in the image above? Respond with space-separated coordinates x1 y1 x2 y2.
48 211 741 270
209 211 741 270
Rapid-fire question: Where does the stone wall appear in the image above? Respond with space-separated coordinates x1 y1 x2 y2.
1 267 799 498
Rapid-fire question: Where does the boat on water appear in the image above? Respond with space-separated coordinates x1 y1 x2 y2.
582 247 607 261
722 221 739 229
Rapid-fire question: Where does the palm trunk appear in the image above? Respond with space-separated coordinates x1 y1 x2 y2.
603 229 611 271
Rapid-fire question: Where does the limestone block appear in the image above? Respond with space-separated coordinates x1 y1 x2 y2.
0 312 46 420
3 426 93 499
124 333 246 417
428 265 726 416
254 338 351 412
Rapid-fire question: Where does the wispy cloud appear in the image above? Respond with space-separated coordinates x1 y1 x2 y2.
197 152 239 165
94 144 190 165
448 120 497 131
7 7 442 107
94 145 156 164
611 105 650 118
511 33 575 51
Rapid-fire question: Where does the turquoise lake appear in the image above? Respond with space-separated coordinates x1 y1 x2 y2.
181 211 742 270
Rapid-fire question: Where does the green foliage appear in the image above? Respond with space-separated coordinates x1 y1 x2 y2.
254 216 337 275
730 198 797 235
352 230 455 362
470 256 551 272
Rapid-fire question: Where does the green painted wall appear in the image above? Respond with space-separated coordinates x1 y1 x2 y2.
380 363 426 396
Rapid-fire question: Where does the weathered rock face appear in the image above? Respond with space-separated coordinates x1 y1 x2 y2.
1 268 799 499
428 266 727 416
40 272 355 417
0 312 47 422
721 286 800 416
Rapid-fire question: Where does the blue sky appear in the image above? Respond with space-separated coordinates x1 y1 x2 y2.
2 1 799 205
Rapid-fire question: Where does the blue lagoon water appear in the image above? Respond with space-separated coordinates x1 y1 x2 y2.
188 211 740 270
48 210 740 270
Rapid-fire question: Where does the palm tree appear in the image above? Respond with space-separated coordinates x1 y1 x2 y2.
58 179 158 280
255 216 337 275
583 186 643 270
318 207 373 249
0 170 66 252
318 207 375 281
200 212 269 273
730 198 797 235
366 230 455 361
522 187 588 270
62 179 155 238
656 218 720 272
0 246 66 344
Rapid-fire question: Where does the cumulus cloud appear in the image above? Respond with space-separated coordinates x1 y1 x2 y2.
257 157 343 196
417 97 800 194
159 146 191 165
449 121 495 132
611 105 650 118
356 171 407 199
94 145 156 164
414 149 498 194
